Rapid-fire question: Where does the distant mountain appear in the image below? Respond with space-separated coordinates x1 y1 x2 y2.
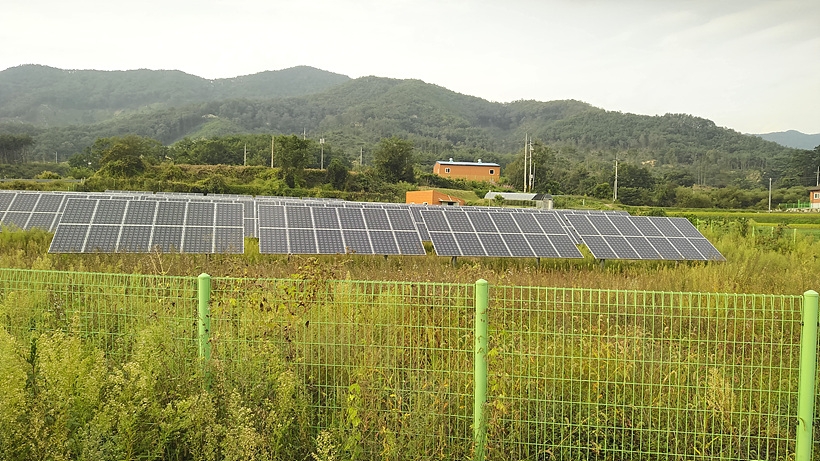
754 130 820 150
0 65 804 189
0 64 350 126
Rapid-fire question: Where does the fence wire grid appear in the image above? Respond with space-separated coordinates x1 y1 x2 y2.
0 268 815 461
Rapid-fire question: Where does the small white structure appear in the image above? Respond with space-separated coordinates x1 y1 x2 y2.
484 192 553 209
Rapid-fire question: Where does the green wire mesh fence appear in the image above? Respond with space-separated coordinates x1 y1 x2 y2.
0 268 815 460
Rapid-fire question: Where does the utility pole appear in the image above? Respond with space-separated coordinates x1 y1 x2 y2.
270 136 275 168
360 147 363 167
320 137 325 169
816 166 818 186
768 177 772 211
529 139 535 192
243 143 247 166
613 156 619 202
523 134 529 193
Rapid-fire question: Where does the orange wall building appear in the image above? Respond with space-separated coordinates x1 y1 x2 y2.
406 190 466 206
810 186 820 208
433 159 500 183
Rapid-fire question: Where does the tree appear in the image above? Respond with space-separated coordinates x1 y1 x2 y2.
0 134 34 163
96 135 165 178
275 135 311 187
373 137 415 183
326 158 349 190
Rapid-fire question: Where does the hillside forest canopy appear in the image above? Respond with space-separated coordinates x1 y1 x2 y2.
1 65 819 209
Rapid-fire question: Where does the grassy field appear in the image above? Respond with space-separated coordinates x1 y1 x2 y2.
0 217 816 460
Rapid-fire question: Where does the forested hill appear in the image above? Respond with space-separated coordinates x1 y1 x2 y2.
0 64 350 126
0 65 811 188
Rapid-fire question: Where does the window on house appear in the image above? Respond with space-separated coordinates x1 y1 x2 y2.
489 169 495 175
815 193 820 199
445 168 450 173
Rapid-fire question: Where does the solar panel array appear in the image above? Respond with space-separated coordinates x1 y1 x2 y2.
564 214 725 261
49 198 244 254
420 208 584 258
1 189 723 262
257 204 425 255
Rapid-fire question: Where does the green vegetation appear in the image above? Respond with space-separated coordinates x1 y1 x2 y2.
0 217 814 460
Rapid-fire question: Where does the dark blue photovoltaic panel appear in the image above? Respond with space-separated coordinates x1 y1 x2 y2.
420 210 449 232
395 231 426 255
124 201 157 225
428 232 459 256
342 229 371 254
501 233 534 257
258 205 285 228
316 229 345 254
49 224 88 252
151 226 183 253
564 215 598 236
454 233 484 256
630 216 663 237
525 234 559 258
9 193 38 211
445 211 474 232
339 208 366 230
186 202 215 226
288 228 317 253
363 208 391 230
34 194 64 212
690 238 724 261
313 207 340 229
183 227 213 253
647 237 683 260
93 200 127 225
214 228 244 254
259 228 288 254
582 235 618 259
511 214 542 233
287 207 313 229
370 230 399 254
625 236 662 260
386 209 416 231
467 212 497 233
480 233 511 257
670 217 704 238
155 201 186 226
603 236 640 259
118 226 152 252
532 213 566 234
587 215 620 236
2 212 29 229
61 199 97 224
85 225 120 252
490 213 519 233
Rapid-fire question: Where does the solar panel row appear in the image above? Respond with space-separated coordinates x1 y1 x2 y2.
3 190 723 262
257 204 425 255
565 214 725 261
49 199 244 254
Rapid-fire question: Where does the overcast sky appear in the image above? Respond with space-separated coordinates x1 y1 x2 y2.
3 0 818 134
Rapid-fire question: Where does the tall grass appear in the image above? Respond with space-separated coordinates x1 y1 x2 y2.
0 221 815 460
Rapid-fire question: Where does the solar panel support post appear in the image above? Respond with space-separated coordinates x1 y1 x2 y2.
535 257 540 269
451 256 458 268
197 273 212 390
599 259 606 270
474 279 489 461
796 290 818 461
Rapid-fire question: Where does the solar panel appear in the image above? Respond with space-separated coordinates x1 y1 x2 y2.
49 198 243 254
565 214 724 261
257 204 425 255
421 209 583 259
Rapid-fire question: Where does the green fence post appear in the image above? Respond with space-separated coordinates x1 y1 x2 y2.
474 279 489 461
198 273 212 388
796 290 818 461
